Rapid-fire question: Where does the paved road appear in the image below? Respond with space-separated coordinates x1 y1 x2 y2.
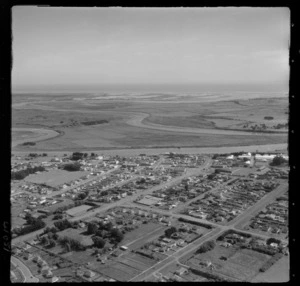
129 227 222 281
11 256 39 283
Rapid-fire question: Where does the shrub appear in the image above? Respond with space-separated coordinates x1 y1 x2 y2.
165 227 177 238
196 240 216 254
63 162 81 171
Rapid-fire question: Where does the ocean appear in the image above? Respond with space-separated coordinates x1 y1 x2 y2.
12 83 288 96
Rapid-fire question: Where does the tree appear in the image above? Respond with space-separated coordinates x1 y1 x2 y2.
271 156 287 166
48 239 56 248
92 237 106 248
63 162 81 171
76 192 88 200
111 228 124 243
87 223 98 235
70 152 84 161
54 219 73 231
165 227 177 238
105 221 113 231
53 214 63 220
185 184 189 192
41 236 49 245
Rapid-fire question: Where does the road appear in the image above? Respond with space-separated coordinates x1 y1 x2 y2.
11 256 39 283
69 157 212 222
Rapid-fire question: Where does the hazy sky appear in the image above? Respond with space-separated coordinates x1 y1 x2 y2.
12 7 290 88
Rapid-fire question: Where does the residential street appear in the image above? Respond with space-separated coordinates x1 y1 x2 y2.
11 256 39 283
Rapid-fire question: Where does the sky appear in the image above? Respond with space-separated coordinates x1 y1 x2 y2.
12 7 290 90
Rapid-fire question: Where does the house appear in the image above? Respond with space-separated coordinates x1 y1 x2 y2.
44 269 54 278
51 276 59 283
270 242 279 249
162 238 172 243
220 242 232 248
42 266 51 276
38 259 48 267
175 267 188 276
84 270 95 278
32 255 41 263
23 252 33 260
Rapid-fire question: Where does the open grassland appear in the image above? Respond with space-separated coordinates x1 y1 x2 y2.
12 93 288 151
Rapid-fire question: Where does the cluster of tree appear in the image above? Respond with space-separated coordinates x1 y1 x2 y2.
266 237 281 245
58 236 85 252
164 226 177 238
92 236 106 248
178 217 213 229
53 200 84 214
264 116 274 120
196 240 216 254
86 221 124 247
270 155 288 166
22 142 36 146
11 165 46 180
53 213 64 220
14 213 45 236
75 191 89 200
273 123 288 129
70 152 88 161
212 151 247 159
63 162 81 171
81 120 109 126
39 229 59 248
54 219 74 231
217 230 251 241
136 177 146 184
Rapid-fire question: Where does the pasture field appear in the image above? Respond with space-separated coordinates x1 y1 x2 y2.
12 93 288 151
